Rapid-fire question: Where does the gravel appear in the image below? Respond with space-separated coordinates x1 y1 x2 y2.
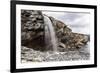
21 42 90 63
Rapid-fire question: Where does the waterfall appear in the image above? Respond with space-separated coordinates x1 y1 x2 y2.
44 15 58 52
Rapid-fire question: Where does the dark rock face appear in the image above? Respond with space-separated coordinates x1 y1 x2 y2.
21 10 89 51
21 10 45 51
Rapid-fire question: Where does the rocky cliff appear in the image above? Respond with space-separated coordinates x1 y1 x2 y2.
21 10 89 52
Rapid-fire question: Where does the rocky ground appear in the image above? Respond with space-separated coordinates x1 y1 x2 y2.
21 10 89 51
21 42 90 63
21 10 90 63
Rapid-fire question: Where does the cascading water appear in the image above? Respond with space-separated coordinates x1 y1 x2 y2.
44 15 58 52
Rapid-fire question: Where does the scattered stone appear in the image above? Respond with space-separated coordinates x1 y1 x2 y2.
21 10 89 51
21 46 90 63
21 10 90 63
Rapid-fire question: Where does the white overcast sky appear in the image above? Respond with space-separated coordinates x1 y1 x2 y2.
42 11 90 34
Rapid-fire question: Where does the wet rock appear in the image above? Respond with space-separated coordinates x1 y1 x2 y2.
21 10 89 51
59 42 66 48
